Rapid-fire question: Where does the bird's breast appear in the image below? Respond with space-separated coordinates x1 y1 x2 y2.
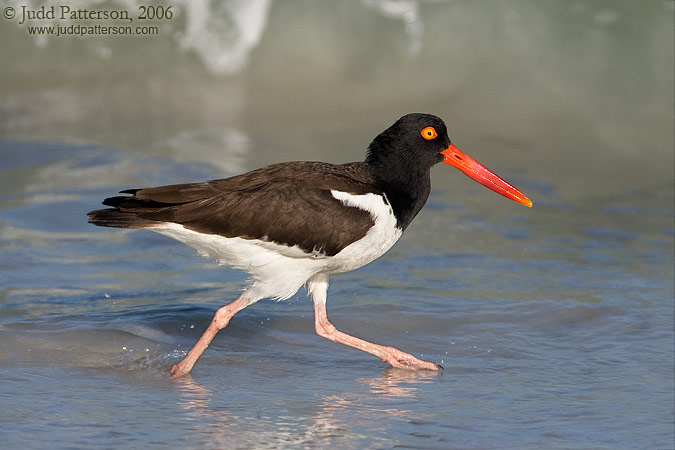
324 190 403 273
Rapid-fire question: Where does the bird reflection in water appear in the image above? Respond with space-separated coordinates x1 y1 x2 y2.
359 367 439 397
171 367 439 445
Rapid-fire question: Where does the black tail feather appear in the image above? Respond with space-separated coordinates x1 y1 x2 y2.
102 193 181 209
89 189 183 229
87 208 158 229
102 195 132 207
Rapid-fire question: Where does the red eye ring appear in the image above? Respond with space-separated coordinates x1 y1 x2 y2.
421 126 437 140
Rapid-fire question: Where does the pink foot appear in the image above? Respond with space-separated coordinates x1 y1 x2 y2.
169 362 190 378
381 347 443 371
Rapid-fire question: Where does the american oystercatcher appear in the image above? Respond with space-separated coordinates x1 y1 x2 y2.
88 113 532 377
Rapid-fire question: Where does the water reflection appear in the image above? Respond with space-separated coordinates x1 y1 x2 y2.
172 375 215 418
359 367 439 397
171 366 441 446
172 375 241 448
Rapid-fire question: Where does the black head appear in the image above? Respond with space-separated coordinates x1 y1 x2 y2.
363 113 452 230
363 113 532 230
365 113 451 182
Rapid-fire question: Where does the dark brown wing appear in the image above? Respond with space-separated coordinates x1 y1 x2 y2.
122 161 373 203
88 161 380 256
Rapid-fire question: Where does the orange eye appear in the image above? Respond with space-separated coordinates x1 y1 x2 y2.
421 126 437 140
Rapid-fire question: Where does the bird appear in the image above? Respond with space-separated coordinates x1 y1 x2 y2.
88 113 532 377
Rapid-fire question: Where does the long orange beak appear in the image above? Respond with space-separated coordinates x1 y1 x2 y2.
441 144 533 207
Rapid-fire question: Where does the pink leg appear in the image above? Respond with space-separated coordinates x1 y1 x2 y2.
313 299 441 371
170 295 251 378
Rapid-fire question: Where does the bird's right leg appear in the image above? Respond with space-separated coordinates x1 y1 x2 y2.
170 295 253 378
307 274 441 371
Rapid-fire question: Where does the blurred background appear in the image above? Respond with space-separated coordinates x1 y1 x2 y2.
1 1 673 448
2 0 672 199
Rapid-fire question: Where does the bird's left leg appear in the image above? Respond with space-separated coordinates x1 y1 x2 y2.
170 294 254 378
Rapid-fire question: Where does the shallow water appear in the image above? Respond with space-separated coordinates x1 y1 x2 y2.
1 1 674 449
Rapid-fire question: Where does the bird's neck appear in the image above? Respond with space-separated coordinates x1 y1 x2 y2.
368 163 432 231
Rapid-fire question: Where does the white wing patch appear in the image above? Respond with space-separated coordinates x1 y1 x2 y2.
328 190 402 273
